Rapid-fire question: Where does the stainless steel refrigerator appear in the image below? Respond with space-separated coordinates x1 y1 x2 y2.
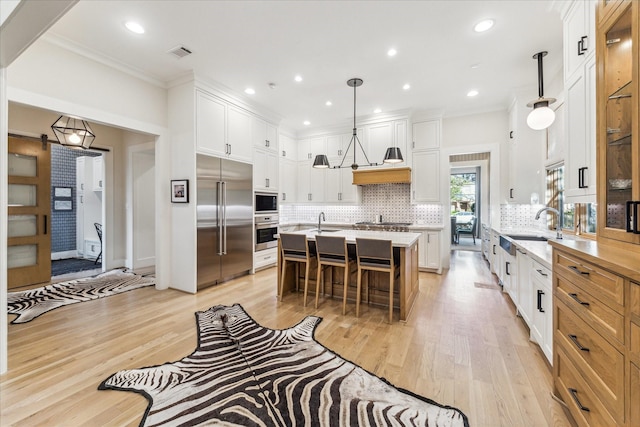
197 154 253 290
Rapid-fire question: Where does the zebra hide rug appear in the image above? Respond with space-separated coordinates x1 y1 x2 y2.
8 269 155 324
99 304 469 427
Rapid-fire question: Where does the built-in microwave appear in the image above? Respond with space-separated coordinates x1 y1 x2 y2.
255 192 278 214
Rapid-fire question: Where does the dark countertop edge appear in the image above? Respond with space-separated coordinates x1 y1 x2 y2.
548 239 640 282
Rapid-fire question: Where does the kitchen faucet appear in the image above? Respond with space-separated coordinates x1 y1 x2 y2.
318 212 325 233
535 207 562 239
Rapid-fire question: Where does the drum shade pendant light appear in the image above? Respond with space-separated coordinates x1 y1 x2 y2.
313 78 403 169
526 51 556 130
51 115 96 149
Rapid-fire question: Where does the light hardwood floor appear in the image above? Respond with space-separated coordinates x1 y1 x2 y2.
1 251 573 426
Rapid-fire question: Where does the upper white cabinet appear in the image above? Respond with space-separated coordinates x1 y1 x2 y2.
297 137 325 162
195 89 253 163
297 161 325 202
227 106 253 163
196 90 226 156
324 168 359 203
365 120 407 167
412 151 440 202
254 148 278 191
412 120 440 150
279 158 297 203
563 1 597 203
92 156 103 191
252 117 278 153
563 0 596 81
279 134 297 160
505 97 544 204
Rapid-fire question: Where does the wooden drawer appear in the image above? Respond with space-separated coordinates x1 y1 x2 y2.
555 274 625 344
632 322 640 364
632 362 640 427
632 281 640 319
555 300 624 419
554 251 624 310
555 346 617 427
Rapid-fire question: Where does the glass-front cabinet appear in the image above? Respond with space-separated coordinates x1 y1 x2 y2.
597 0 640 244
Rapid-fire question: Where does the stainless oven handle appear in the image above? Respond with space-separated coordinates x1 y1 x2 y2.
222 181 227 255
217 181 223 255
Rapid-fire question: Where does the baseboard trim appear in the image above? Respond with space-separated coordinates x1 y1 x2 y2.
51 251 77 260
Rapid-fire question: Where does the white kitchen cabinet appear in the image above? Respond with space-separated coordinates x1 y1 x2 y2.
76 156 102 260
412 151 440 202
324 168 359 203
196 90 227 156
76 157 85 256
490 230 500 274
254 247 277 271
502 250 516 302
412 120 440 151
279 134 297 160
92 156 103 191
279 158 297 203
254 148 278 191
251 117 277 153
326 134 344 160
365 120 407 167
297 161 325 202
516 247 533 326
505 96 544 203
226 106 253 163
565 41 597 202
419 230 441 272
297 137 325 162
530 258 552 364
563 0 596 82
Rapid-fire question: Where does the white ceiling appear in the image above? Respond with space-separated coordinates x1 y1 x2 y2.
43 0 565 133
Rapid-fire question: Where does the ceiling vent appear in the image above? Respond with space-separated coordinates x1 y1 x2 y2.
168 45 192 59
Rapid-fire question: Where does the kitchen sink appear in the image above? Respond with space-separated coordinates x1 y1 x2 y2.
506 234 548 242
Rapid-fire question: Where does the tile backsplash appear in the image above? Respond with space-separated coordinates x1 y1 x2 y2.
280 184 443 225
500 203 548 231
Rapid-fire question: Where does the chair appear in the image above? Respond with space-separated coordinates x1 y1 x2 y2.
279 233 315 304
355 238 395 323
315 235 355 314
450 217 458 244
94 223 102 264
457 216 477 244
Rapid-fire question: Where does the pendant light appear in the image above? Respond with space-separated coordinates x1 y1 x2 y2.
313 78 403 169
51 115 96 149
526 51 556 130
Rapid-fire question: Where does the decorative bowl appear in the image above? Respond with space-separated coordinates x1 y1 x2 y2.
609 178 632 189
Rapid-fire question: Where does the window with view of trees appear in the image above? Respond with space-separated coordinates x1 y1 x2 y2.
546 164 596 237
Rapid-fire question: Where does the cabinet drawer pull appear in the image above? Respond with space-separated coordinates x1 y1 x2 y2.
536 269 548 277
568 265 589 276
569 293 590 306
537 289 545 312
568 334 590 352
568 388 590 412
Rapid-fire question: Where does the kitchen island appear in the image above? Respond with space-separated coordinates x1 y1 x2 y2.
277 229 420 322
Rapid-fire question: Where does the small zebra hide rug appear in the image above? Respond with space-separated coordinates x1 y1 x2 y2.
8 269 155 324
99 304 469 427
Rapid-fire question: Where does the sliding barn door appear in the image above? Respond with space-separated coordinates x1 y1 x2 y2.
7 136 51 289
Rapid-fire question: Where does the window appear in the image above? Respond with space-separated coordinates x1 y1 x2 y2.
545 165 597 237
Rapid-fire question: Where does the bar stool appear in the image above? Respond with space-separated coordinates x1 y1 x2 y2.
355 238 395 323
315 235 355 314
279 233 315 303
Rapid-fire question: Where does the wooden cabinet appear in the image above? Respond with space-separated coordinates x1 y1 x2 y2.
596 0 640 244
411 151 440 202
552 240 639 427
253 148 278 191
418 230 440 272
279 158 297 203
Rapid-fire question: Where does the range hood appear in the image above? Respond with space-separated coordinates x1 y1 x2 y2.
352 167 411 185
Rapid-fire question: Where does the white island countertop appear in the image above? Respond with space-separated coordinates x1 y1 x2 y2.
277 229 421 248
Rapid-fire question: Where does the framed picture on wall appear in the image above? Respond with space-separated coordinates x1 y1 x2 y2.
171 179 189 203
54 200 73 210
54 187 72 198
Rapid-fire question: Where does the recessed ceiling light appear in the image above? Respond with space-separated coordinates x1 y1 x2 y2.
467 90 479 97
125 21 145 34
387 48 397 57
470 63 481 69
325 101 332 106
403 83 411 90
303 120 311 126
474 19 494 33
374 108 382 114
244 88 255 95
294 75 303 82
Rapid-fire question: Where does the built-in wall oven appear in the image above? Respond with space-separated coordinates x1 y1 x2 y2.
255 192 278 214
255 214 279 251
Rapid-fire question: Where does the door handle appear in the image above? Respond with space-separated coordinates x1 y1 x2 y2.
536 269 548 277
577 36 588 55
506 262 511 276
568 334 590 352
493 245 496 255
537 289 545 312
568 265 590 276
627 201 640 234
217 181 223 255
222 181 227 255
578 167 588 188
568 388 590 412
43 215 47 235
509 188 514 199
569 292 590 306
